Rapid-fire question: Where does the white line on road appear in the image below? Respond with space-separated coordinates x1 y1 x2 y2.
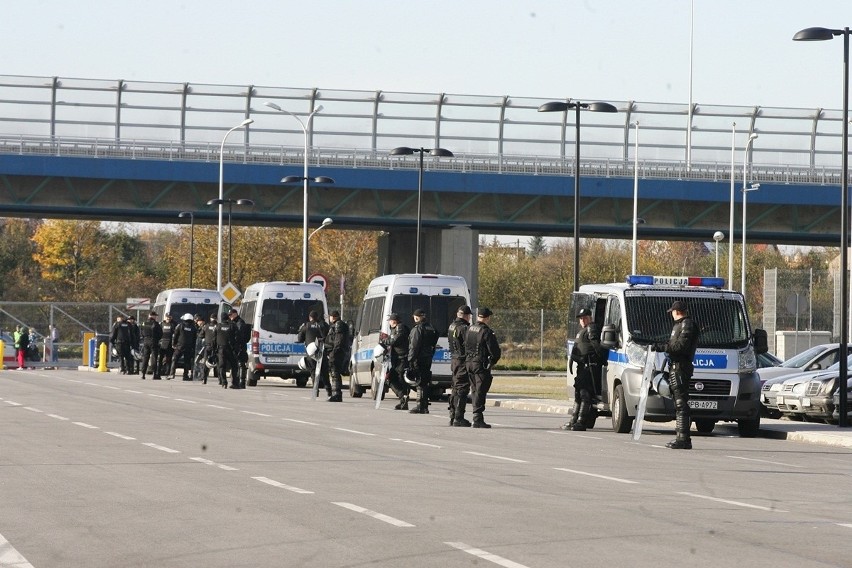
105 431 136 441
3 401 21 406
207 404 232 410
677 491 788 512
444 541 530 568
142 442 180 454
553 467 638 484
148 394 170 399
332 502 415 527
190 457 238 471
173 398 197 404
464 451 527 463
252 476 314 494
241 411 271 417
47 414 69 420
72 422 99 429
0 531 35 568
838 523 852 529
23 407 43 413
124 389 143 394
726 455 804 468
284 418 318 425
334 428 376 436
403 440 442 448
101 385 120 390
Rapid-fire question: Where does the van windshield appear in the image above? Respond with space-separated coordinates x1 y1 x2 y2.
391 295 466 337
260 299 325 335
624 292 750 349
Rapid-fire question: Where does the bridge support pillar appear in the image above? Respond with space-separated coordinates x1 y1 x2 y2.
377 226 479 306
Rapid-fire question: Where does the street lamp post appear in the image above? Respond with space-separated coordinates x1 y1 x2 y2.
538 100 618 291
631 121 640 274
741 183 760 297
309 217 334 241
389 146 454 274
713 231 724 278
280 176 335 280
794 26 850 428
206 198 254 285
729 123 736 287
217 118 254 292
265 101 324 283
178 211 194 288
741 133 759 292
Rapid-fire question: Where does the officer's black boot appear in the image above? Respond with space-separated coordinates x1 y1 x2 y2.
328 378 343 402
471 412 491 428
452 395 471 427
666 408 693 449
409 390 429 414
561 401 581 430
571 402 590 431
448 393 456 425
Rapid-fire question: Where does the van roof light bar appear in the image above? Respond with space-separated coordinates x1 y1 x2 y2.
626 275 726 288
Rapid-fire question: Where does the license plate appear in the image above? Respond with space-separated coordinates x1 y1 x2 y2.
688 400 718 410
802 397 811 407
265 357 289 363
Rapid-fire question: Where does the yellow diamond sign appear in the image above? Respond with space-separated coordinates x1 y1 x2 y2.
221 282 242 304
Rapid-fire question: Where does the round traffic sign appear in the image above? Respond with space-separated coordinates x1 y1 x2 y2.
308 272 329 291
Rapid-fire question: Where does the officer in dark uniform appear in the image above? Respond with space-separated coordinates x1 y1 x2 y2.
110 315 133 374
215 312 240 389
140 312 162 380
228 308 250 389
157 313 176 379
201 313 218 385
324 310 347 402
169 313 197 380
380 313 411 410
464 307 501 428
407 308 439 414
447 305 472 426
297 311 329 395
126 315 141 374
654 300 699 450
563 308 605 431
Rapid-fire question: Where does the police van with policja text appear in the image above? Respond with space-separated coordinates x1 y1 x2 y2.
570 275 768 437
239 281 328 387
349 273 470 400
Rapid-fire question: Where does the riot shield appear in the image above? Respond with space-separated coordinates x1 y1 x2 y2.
632 346 658 441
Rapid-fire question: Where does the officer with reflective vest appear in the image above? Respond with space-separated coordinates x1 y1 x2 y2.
140 312 162 380
464 307 501 428
447 305 472 426
407 309 439 415
563 308 605 431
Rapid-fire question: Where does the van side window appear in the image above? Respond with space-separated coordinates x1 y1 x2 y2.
240 300 256 327
605 295 621 333
361 296 385 335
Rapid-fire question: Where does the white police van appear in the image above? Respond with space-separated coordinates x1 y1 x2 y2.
152 288 225 321
239 281 328 387
570 275 768 437
349 273 470 400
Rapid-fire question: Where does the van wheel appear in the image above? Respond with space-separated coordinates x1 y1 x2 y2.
247 370 259 387
295 375 309 388
737 417 760 438
695 419 716 434
349 376 363 398
612 384 633 433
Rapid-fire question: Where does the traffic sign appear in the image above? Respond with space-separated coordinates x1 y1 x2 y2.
308 272 329 291
126 297 150 310
221 282 242 304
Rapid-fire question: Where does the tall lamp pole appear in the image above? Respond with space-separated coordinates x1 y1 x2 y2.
538 100 618 291
217 118 253 292
794 26 850 428
265 101 324 283
741 133 758 292
207 198 254 285
631 121 640 274
178 211 194 288
741 183 760 297
729 123 736 287
280 176 335 280
389 146 454 274
713 231 724 278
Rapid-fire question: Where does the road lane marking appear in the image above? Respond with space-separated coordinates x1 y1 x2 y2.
207 404 232 410
23 407 43 413
174 398 197 404
553 468 638 484
332 502 414 527
142 443 180 454
101 385 120 390
72 422 99 429
3 401 22 406
124 390 144 394
0 531 35 568
190 457 238 471
334 428 376 436
726 455 804 468
105 432 136 441
252 476 314 494
241 411 271 417
464 451 527 463
444 542 529 568
403 440 442 448
47 414 69 421
677 491 787 512
284 418 318 425
838 523 852 529
148 394 170 399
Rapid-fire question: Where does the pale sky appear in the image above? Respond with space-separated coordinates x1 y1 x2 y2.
6 1 850 110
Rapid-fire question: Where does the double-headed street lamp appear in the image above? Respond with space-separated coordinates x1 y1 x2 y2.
265 101 325 283
538 100 618 291
177 211 195 288
206 198 254 285
389 146 454 274
741 183 760 297
217 118 254 292
794 25 850 428
280 176 335 281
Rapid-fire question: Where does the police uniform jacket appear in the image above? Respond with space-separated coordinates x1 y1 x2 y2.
447 317 469 360
464 321 501 368
664 315 699 372
571 323 604 369
214 320 237 353
408 321 438 368
203 323 217 347
231 316 250 355
111 320 131 344
382 323 410 368
159 320 175 349
172 320 197 348
140 319 162 347
324 319 348 366
297 320 328 346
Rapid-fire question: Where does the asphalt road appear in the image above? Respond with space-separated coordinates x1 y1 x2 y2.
2 370 851 568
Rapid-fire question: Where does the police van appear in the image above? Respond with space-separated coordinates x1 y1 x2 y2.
239 281 328 387
152 288 225 321
570 275 768 437
349 273 470 400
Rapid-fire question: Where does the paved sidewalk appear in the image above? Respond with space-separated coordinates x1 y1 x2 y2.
485 395 852 450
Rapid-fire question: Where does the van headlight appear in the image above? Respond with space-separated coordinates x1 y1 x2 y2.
739 349 757 373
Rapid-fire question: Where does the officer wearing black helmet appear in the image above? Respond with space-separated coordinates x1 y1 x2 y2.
169 313 197 380
447 305 472 426
380 313 411 409
464 307 501 428
653 300 699 450
407 308 438 414
563 307 604 431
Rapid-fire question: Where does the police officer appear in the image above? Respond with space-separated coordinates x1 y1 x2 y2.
448 305 472 426
201 313 218 385
407 309 439 414
324 310 347 402
140 312 162 380
215 311 240 389
228 308 250 389
170 313 197 380
110 315 133 374
563 308 605 431
157 313 175 379
380 313 411 410
654 300 699 450
297 311 329 395
464 307 501 428
126 315 141 374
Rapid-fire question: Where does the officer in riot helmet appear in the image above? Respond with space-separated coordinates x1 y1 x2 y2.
380 313 411 410
407 309 439 414
140 312 162 380
464 307 501 428
563 308 605 431
447 305 472 426
653 300 699 450
169 313 197 380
